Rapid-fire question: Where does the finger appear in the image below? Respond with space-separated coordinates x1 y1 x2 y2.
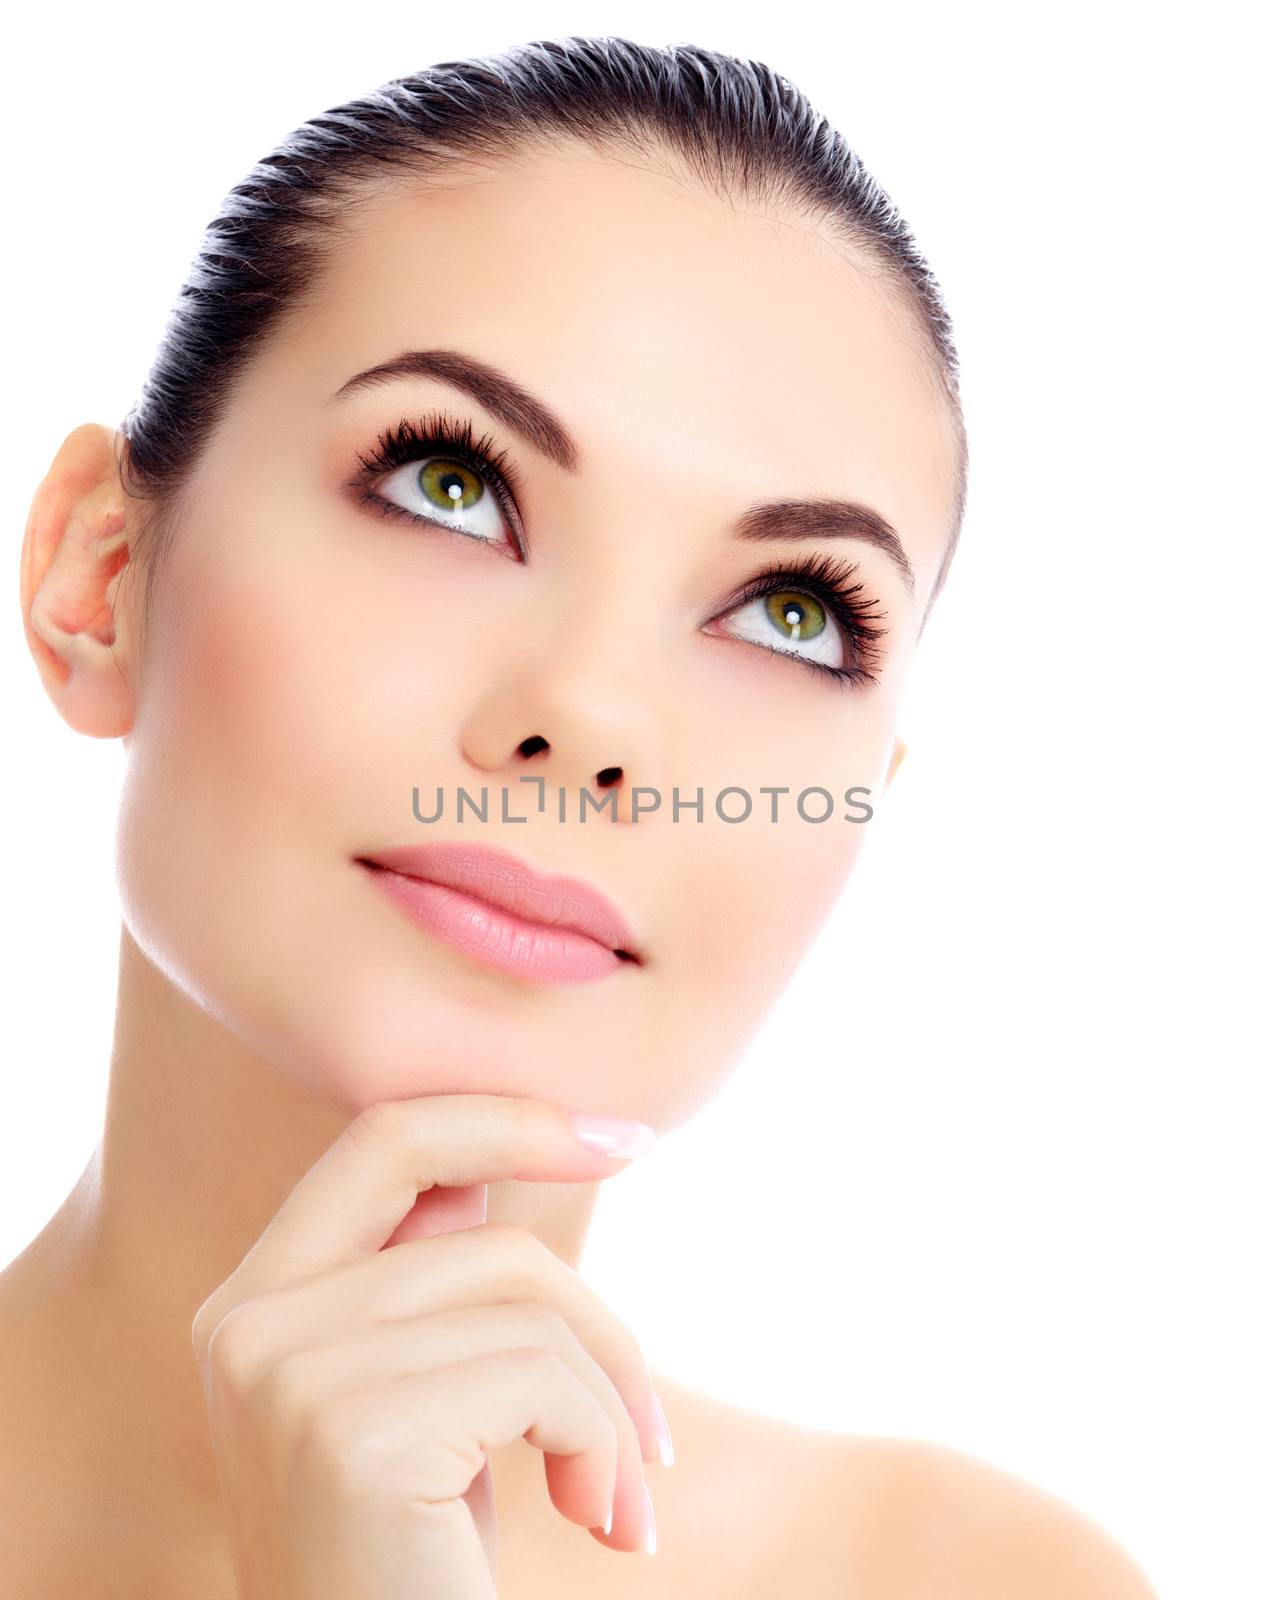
461 1456 498 1572
309 1348 620 1537
382 1178 488 1246
213 1222 664 1466
194 1094 653 1344
246 1094 649 1276
253 1302 646 1544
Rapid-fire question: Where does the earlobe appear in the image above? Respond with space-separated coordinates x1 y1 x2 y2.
885 736 908 789
20 423 139 739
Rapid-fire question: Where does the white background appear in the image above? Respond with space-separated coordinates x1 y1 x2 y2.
3 6 1273 1597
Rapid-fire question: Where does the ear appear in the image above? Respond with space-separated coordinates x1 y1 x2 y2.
884 736 908 789
20 423 142 739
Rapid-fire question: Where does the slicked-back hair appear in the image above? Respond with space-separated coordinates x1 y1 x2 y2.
118 35 968 633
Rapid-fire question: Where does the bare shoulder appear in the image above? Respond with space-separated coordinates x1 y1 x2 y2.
650 1375 1158 1600
815 1433 1160 1599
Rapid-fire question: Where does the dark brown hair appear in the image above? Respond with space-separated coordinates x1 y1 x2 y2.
118 35 967 630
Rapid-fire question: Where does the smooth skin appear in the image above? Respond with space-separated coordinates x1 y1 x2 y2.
193 1095 667 1597
3 138 1157 1596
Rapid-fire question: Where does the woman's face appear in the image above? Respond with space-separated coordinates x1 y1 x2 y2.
113 141 959 1130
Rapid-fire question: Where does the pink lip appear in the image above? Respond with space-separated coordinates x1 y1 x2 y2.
355 841 644 985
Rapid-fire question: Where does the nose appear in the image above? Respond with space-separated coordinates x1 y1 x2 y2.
459 630 668 827
516 731 624 795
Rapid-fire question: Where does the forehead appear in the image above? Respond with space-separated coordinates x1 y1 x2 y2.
279 141 959 590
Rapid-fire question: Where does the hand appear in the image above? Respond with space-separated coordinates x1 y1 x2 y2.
190 1094 667 1599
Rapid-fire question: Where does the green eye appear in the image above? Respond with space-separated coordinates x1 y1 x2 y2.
417 460 485 514
374 453 510 546
718 585 845 674
764 591 827 643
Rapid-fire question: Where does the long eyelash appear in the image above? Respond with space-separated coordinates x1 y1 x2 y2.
348 413 886 689
347 409 525 534
732 553 889 689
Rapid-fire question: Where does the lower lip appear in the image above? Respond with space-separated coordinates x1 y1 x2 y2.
359 861 629 985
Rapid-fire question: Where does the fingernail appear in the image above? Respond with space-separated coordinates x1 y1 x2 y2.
649 1391 675 1468
640 1482 657 1555
569 1113 655 1160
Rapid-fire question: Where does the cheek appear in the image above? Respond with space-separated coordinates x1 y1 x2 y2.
116 525 360 958
696 803 868 986
664 684 895 1034
149 524 420 841
189 583 347 819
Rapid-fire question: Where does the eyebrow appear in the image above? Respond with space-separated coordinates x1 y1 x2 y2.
331 348 916 601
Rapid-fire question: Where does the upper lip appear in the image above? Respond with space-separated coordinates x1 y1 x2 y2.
357 841 643 961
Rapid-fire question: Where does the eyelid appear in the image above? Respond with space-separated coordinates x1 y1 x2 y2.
717 555 889 685
346 411 887 687
347 409 528 554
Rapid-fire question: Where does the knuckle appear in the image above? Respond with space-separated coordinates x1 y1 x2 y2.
261 1345 328 1433
345 1099 400 1153
505 1342 561 1382
205 1301 268 1386
514 1297 571 1346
